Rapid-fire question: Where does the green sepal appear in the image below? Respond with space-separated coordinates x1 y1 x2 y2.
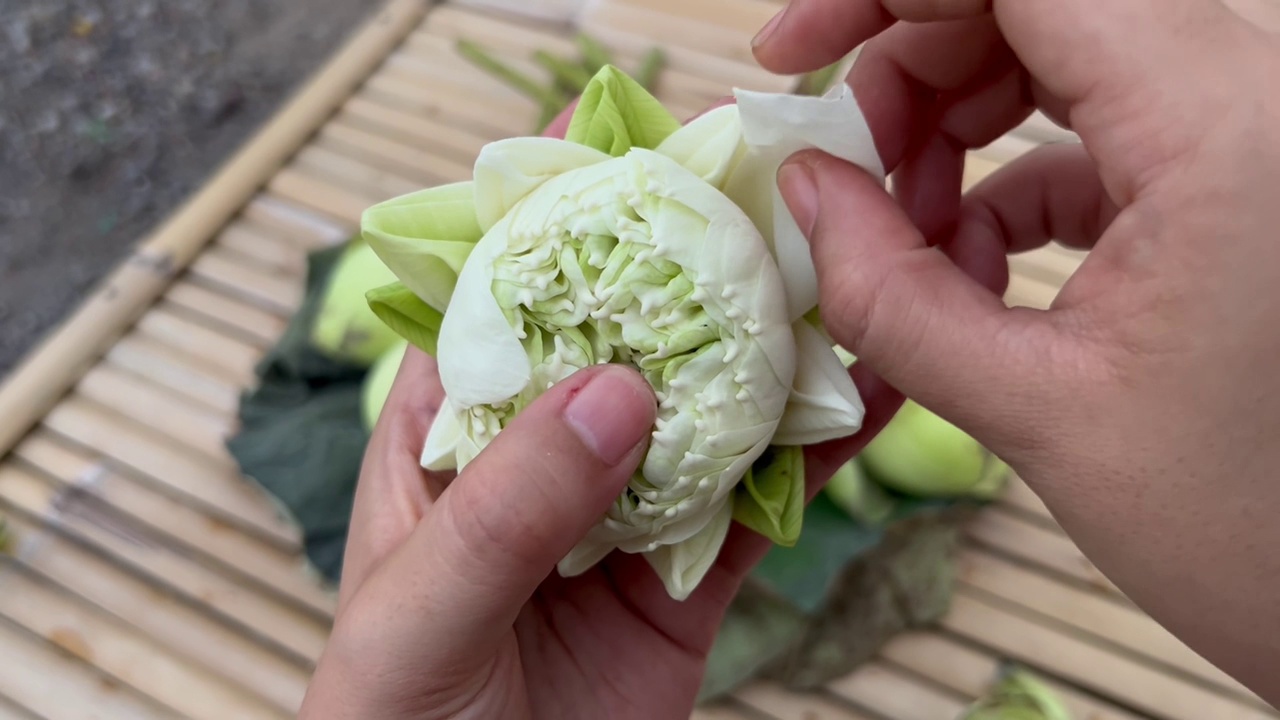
565 65 680 156
733 445 806 547
365 282 445 357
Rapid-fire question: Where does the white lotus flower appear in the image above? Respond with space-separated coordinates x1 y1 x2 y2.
362 67 883 600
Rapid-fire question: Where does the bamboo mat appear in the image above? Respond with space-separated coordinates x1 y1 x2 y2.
0 1 1271 718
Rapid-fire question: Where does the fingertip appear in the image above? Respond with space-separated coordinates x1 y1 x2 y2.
751 0 893 75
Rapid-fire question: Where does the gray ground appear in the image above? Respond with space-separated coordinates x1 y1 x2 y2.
0 0 378 373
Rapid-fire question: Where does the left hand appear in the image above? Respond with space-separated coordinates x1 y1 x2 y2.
298 105 904 720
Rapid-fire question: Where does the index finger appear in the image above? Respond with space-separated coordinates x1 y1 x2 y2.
752 0 991 74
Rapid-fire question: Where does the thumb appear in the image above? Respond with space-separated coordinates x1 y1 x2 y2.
342 364 655 669
778 150 1058 446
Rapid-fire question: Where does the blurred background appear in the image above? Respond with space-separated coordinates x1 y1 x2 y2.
0 0 377 372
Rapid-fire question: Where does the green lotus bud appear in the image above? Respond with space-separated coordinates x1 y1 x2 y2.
861 400 1008 498
311 241 402 367
361 342 408 431
963 669 1073 720
825 458 895 525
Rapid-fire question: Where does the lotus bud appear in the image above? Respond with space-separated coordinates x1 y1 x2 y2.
361 342 408 431
860 400 1009 498
310 241 402 367
962 669 1073 720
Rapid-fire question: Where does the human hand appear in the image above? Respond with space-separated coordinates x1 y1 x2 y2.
297 104 905 720
754 0 1280 700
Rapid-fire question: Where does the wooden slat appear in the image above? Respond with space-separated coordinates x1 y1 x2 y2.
166 281 289 349
75 365 235 463
943 591 1276 720
135 307 262 386
610 0 780 35
41 398 298 549
105 335 243 415
0 0 432 457
734 682 871 720
999 475 1055 524
293 145 423 201
216 222 309 275
880 632 1149 720
189 248 303 316
13 433 335 618
826 661 971 720
318 120 474 186
0 612 176 720
583 0 758 68
691 703 763 720
268 168 380 227
957 549 1258 702
239 194 353 248
0 466 329 664
0 694 39 720
361 73 532 138
0 562 287 720
965 506 1121 595
341 95 490 164
0 511 310 713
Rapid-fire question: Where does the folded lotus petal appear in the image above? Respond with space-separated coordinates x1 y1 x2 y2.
362 182 485 313
643 498 734 601
725 85 884 321
772 319 865 446
473 137 612 231
654 105 747 190
420 397 462 472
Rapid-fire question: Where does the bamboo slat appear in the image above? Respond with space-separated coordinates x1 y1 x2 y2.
0 562 287 720
734 682 873 720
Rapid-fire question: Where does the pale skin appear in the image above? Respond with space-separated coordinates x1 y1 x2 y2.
301 1 1280 716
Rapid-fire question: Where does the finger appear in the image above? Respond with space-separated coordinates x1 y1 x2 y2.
849 16 1022 172
351 364 656 664
779 149 1064 444
338 347 449 610
954 143 1119 256
751 0 894 75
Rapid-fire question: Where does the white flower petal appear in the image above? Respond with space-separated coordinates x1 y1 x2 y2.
436 213 533 408
420 397 462 471
557 540 615 578
643 499 733 601
773 320 865 446
724 84 883 321
473 137 612 231
653 105 747 190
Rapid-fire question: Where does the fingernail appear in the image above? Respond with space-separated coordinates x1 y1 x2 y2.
778 161 818 238
752 5 787 49
564 367 655 465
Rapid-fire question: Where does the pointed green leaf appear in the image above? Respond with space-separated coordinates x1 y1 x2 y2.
361 182 484 314
565 65 680 156
366 282 445 357
733 445 805 547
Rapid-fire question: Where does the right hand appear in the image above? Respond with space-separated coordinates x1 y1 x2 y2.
754 0 1280 701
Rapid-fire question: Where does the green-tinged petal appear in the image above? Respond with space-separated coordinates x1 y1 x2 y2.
565 65 680 156
361 182 484 313
473 138 612 231
654 105 747 190
310 241 402 366
772 319 864 445
361 342 407 431
725 85 882 320
420 397 462 472
733 445 805 547
365 281 445 356
645 499 734 601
